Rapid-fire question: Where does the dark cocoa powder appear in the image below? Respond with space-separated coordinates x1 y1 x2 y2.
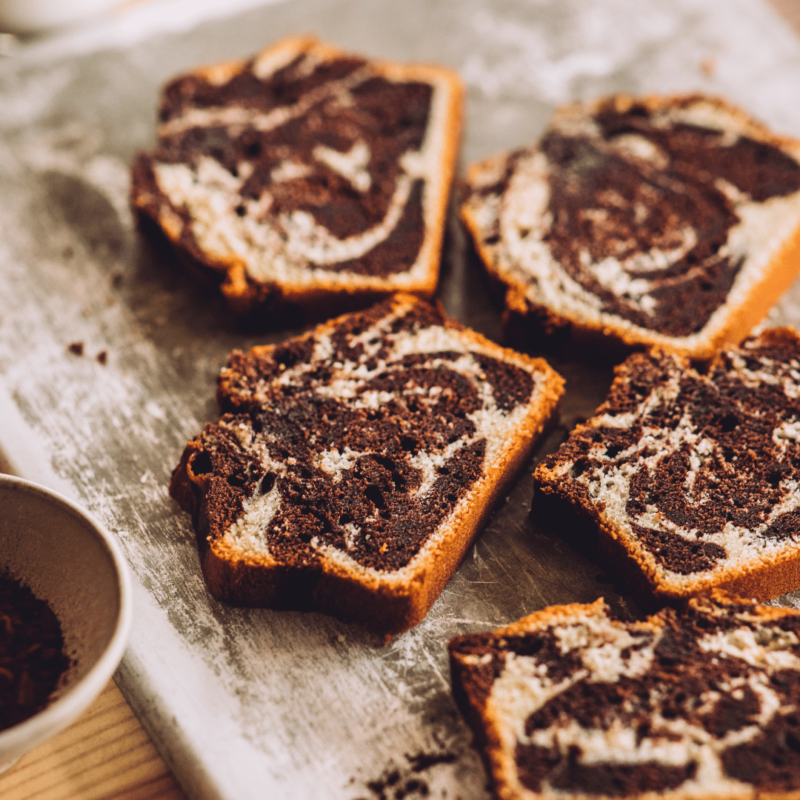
0 573 70 731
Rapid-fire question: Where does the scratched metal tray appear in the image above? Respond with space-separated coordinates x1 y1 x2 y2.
1 0 800 797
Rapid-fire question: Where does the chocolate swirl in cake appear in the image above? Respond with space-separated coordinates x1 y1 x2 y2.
541 105 800 336
461 95 800 354
535 328 800 595
449 596 800 798
132 36 462 316
179 297 548 573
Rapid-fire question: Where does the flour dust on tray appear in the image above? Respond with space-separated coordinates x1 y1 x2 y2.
169 294 563 635
449 592 800 799
461 94 800 358
131 36 463 323
535 327 800 604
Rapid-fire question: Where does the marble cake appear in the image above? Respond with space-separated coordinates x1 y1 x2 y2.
449 592 800 800
169 294 564 635
534 327 800 604
131 36 462 322
460 94 800 358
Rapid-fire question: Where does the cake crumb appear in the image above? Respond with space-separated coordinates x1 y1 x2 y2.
700 56 716 76
407 752 457 772
357 751 456 800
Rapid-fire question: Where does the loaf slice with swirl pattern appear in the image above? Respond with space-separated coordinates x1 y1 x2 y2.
132 36 462 323
170 294 564 635
449 592 800 799
534 327 800 604
461 94 800 359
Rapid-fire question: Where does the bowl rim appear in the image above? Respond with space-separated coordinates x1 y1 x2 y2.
0 474 133 751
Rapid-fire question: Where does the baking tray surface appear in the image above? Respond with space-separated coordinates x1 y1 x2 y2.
1 0 800 797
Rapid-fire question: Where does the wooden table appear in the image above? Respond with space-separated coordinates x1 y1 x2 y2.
0 0 798 798
0 682 186 800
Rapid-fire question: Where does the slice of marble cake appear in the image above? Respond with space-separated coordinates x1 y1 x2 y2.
169 294 564 635
131 36 462 323
534 327 800 604
460 94 800 358
449 592 800 800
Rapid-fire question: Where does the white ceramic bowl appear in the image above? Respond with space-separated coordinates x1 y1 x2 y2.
0 474 132 771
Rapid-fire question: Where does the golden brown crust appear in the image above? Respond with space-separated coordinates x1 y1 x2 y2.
132 36 463 325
